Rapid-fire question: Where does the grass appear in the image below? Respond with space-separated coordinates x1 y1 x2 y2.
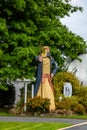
0 122 71 130
0 112 10 116
0 109 10 116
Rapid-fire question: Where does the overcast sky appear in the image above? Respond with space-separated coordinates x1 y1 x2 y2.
61 0 87 41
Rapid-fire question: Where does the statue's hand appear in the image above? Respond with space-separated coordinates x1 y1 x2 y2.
51 73 54 79
38 55 43 62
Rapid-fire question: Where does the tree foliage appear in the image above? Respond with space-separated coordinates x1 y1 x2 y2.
0 0 86 88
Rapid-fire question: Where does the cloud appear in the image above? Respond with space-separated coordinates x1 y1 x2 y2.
61 0 87 41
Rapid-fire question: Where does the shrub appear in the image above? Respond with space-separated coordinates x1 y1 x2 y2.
15 97 24 114
55 96 87 115
27 96 50 114
77 87 87 111
56 109 73 116
53 71 81 105
73 104 86 115
56 96 79 110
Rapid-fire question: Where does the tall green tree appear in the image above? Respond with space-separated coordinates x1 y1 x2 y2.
0 0 86 89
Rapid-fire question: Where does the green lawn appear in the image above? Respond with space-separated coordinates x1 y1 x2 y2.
0 122 71 130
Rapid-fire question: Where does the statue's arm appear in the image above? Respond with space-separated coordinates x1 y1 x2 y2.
35 55 43 62
51 58 58 76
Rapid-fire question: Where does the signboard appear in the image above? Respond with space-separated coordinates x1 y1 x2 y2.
63 82 72 97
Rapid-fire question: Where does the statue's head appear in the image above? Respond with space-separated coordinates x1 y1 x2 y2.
43 46 50 52
41 46 51 57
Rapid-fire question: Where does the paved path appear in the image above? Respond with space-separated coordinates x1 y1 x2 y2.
0 116 86 124
0 116 87 130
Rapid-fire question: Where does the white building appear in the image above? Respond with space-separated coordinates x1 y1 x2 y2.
68 54 87 86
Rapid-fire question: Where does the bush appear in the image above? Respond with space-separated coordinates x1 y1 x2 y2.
55 96 87 115
27 96 50 114
56 96 79 110
15 97 24 114
53 71 81 105
73 104 86 115
77 87 87 111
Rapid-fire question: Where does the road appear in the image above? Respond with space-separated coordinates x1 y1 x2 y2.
59 122 87 130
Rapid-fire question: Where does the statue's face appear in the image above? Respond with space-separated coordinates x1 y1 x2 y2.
41 46 50 57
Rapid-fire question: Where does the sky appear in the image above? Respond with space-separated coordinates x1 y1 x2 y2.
61 0 87 41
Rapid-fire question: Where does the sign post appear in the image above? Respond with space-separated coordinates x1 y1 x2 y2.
24 83 27 112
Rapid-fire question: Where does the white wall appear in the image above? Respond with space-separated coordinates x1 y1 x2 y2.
68 54 87 86
14 83 24 104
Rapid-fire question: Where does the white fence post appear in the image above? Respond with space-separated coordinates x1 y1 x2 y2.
32 84 34 98
24 83 27 112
